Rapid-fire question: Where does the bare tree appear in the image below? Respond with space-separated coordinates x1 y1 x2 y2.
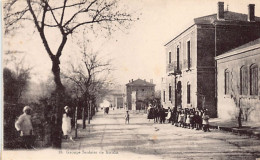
4 0 134 148
63 46 112 128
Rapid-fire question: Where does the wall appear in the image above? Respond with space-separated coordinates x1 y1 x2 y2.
217 47 260 122
216 22 260 56
196 24 217 117
164 25 197 109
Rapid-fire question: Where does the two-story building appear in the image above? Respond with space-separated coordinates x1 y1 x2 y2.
126 79 155 110
162 2 260 117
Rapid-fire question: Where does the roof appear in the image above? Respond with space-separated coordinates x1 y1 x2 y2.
165 11 260 46
194 11 260 24
126 79 155 87
215 38 260 60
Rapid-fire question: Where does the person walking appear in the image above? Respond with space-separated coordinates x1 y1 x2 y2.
62 106 73 140
125 110 130 124
15 106 34 149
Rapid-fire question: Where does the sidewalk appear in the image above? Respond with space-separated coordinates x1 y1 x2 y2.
209 118 260 138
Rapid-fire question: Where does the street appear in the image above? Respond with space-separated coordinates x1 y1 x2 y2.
62 109 260 160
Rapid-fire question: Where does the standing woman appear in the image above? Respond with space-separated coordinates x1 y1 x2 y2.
62 106 73 140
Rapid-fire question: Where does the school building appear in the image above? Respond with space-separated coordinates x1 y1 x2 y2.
161 2 260 118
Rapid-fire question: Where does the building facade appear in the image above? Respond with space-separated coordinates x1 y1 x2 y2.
216 38 260 122
162 2 260 117
126 79 155 110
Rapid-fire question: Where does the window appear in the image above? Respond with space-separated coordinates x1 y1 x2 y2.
224 69 230 95
163 91 165 102
187 83 191 104
240 66 248 95
187 41 191 69
177 46 180 70
169 52 171 64
169 85 172 101
250 64 258 95
142 89 145 91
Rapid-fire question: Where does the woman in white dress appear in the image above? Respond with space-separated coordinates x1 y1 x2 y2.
62 106 73 140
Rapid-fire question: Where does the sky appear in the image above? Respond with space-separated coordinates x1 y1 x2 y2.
3 0 260 90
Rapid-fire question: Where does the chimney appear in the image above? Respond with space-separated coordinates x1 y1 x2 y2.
144 79 146 82
248 4 255 22
150 79 153 84
132 79 133 82
217 2 224 20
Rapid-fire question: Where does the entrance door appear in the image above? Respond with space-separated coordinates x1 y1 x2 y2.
176 81 182 108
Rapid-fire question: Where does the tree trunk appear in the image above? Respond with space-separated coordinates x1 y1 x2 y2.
51 58 65 148
88 101 91 124
75 106 78 138
82 106 86 129
238 98 242 128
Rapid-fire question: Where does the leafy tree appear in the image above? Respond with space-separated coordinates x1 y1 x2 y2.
4 66 31 104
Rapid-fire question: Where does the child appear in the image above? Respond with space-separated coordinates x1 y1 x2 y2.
125 111 130 124
189 110 195 129
194 111 200 130
183 109 187 128
202 111 210 132
186 112 191 129
179 110 185 127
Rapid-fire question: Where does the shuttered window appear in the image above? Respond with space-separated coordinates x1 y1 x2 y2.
240 66 248 95
250 64 258 95
177 47 180 70
169 85 172 101
224 69 230 95
169 52 171 64
187 41 191 69
163 91 166 102
187 84 191 104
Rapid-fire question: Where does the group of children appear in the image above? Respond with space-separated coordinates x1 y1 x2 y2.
174 108 210 132
125 107 211 133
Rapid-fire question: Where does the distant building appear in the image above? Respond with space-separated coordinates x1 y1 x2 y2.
106 84 125 109
112 93 125 109
162 2 260 117
126 79 155 110
215 38 260 122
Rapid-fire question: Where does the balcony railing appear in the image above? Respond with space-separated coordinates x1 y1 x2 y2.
183 59 192 70
167 61 182 74
166 63 175 72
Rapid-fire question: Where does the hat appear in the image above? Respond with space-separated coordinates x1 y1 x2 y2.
23 106 32 112
64 106 69 110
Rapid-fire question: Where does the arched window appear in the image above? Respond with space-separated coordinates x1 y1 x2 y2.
240 66 248 95
224 69 230 94
250 64 258 95
187 82 191 104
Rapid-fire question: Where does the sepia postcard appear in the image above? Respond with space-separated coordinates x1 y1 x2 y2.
2 0 260 159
